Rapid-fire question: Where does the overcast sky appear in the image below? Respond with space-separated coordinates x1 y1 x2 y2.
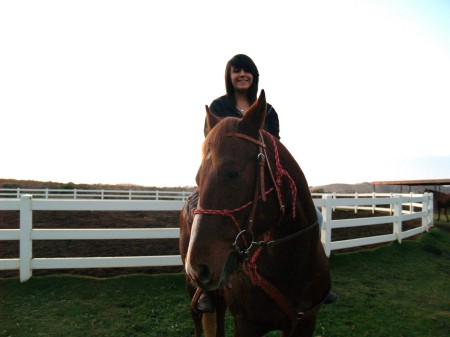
1 0 449 187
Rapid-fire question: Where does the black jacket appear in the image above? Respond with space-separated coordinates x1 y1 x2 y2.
204 95 280 139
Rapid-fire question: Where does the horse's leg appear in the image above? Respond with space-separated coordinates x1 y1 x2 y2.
190 310 203 337
233 318 261 337
201 290 227 337
233 327 259 337
202 313 217 337
436 205 441 221
445 206 449 222
215 292 227 337
285 315 317 337
184 276 203 337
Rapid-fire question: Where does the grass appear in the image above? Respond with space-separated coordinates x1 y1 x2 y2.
0 274 192 337
1 222 449 337
317 221 450 337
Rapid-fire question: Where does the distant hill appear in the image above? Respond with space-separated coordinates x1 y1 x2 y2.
310 182 450 194
1 178 447 194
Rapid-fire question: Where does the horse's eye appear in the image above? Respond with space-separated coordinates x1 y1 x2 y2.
225 170 240 182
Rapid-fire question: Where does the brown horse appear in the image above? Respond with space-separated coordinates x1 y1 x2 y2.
425 189 450 222
179 91 331 337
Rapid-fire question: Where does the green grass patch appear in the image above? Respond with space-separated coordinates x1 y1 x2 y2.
317 223 450 337
0 274 192 337
1 225 449 337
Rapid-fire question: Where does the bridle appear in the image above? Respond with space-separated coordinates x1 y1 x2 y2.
192 129 327 332
193 129 302 256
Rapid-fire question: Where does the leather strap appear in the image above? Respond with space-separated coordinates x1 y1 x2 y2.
243 262 331 335
225 132 266 148
260 130 285 215
243 266 299 322
191 287 203 311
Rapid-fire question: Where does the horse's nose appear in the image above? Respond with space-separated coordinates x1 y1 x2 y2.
198 264 212 286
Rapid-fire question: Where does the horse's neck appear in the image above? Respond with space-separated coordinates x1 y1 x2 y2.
266 211 320 260
266 137 316 223
264 136 320 256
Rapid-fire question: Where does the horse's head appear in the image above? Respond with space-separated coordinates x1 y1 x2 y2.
425 188 442 193
185 91 281 290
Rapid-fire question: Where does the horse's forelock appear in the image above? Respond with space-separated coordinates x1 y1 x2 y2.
202 117 240 161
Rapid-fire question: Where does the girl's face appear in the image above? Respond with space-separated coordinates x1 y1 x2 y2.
230 66 253 92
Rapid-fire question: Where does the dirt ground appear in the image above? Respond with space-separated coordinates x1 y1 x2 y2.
0 209 422 278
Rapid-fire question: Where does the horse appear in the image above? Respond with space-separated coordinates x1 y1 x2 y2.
424 189 450 222
179 90 331 337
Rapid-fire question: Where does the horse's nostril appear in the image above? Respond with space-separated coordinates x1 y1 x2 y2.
198 264 212 284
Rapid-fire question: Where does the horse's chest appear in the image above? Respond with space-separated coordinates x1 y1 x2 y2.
222 270 290 326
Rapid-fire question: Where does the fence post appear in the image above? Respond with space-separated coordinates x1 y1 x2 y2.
409 192 413 214
20 194 33 282
354 192 358 214
390 192 394 215
421 193 429 232
393 194 402 243
372 192 376 214
321 195 332 257
428 193 434 228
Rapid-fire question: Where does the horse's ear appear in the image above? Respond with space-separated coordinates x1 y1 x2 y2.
240 90 267 138
205 105 221 135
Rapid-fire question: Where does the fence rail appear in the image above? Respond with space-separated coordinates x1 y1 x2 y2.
0 192 433 282
0 188 191 200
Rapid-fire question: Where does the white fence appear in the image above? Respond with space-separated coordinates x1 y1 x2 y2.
312 192 433 256
0 188 191 200
0 192 433 282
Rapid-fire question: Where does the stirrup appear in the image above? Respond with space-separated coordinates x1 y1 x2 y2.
196 291 216 313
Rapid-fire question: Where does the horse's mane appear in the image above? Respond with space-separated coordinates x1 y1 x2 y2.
202 117 240 160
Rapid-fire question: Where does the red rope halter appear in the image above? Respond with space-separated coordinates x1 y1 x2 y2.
193 187 274 234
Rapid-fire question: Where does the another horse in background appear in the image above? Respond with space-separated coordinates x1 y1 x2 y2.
179 91 331 337
425 189 450 222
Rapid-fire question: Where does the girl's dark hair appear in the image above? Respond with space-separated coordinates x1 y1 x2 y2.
225 54 260 105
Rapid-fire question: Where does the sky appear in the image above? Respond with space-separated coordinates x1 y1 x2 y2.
1 0 449 187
